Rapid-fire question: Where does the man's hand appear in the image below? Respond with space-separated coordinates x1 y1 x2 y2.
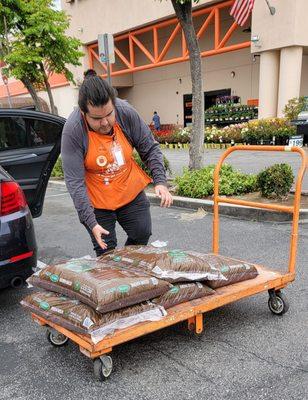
154 184 173 207
92 224 109 250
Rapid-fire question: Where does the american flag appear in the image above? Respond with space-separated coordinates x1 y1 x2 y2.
230 0 255 26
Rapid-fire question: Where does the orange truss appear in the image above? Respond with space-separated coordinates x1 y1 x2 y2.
87 0 250 78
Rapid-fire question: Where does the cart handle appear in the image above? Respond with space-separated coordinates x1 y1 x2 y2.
213 145 307 274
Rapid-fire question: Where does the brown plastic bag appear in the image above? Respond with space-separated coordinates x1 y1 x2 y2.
21 291 166 342
28 258 171 313
204 254 258 289
152 282 215 309
100 246 224 283
21 291 101 335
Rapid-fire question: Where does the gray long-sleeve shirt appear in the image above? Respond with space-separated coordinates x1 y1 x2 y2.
61 98 167 231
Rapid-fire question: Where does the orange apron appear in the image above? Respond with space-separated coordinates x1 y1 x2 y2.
84 123 152 210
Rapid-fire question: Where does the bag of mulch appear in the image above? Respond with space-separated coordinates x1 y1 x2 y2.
203 254 259 289
21 291 101 335
152 282 215 309
100 246 225 283
90 301 166 344
21 291 166 343
27 258 171 313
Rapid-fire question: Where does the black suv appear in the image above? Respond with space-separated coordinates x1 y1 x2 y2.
0 109 65 289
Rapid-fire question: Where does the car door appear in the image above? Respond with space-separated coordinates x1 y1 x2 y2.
0 109 65 217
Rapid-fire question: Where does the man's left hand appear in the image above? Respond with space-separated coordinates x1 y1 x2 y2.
154 184 173 208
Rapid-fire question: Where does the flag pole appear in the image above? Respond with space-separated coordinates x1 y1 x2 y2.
264 0 276 15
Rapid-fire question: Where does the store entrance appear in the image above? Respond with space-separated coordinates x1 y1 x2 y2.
183 88 231 127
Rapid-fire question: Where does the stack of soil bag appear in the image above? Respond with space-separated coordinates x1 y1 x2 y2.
22 247 258 343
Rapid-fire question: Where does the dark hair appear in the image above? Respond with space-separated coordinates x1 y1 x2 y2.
78 70 116 112
83 69 97 78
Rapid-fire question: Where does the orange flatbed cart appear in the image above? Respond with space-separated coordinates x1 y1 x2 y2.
31 145 307 381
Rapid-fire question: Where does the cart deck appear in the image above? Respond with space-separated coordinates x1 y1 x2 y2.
28 145 307 380
32 264 294 356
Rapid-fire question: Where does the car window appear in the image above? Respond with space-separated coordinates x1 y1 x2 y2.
0 117 28 150
28 119 62 147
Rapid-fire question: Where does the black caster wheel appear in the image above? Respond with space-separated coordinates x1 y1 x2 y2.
268 290 289 316
93 355 113 381
46 329 69 347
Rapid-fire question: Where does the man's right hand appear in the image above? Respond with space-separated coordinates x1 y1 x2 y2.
92 224 109 250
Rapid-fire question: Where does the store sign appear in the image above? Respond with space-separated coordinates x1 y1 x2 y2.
98 33 115 63
289 135 304 147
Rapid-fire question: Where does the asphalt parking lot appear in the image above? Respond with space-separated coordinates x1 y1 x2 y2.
0 186 307 400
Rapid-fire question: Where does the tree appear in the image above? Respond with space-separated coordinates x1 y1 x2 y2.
0 0 83 114
171 0 204 170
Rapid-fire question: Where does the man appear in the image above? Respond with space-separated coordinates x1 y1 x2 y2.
152 111 161 131
61 70 172 256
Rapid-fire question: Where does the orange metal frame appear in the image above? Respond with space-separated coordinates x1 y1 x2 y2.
213 145 308 275
30 145 307 366
87 0 250 77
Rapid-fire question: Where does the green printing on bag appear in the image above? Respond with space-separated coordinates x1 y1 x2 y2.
170 286 180 294
113 256 122 262
73 282 81 291
221 266 230 273
39 301 50 311
117 284 130 293
168 250 187 262
50 274 59 283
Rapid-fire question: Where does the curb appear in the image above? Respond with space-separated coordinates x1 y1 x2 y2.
48 180 308 222
146 193 308 222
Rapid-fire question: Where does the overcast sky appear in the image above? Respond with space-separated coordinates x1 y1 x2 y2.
52 0 61 10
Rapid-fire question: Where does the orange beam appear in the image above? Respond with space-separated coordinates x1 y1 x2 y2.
90 48 107 72
196 9 215 41
89 0 250 77
102 42 250 78
129 34 135 68
153 27 159 62
131 35 155 63
114 0 235 41
181 30 187 57
218 21 238 49
88 46 94 69
114 47 132 69
215 8 220 49
157 23 181 63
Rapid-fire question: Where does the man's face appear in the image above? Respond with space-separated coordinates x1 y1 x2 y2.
85 100 115 134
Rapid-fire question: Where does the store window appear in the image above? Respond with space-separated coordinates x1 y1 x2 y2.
183 89 231 127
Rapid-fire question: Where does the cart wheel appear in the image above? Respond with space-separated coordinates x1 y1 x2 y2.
46 330 69 347
268 291 289 316
93 355 113 381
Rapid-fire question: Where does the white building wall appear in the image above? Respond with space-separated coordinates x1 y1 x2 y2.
38 85 79 118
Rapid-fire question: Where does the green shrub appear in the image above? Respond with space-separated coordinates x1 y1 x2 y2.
256 163 294 198
51 156 64 178
133 152 172 176
174 164 257 198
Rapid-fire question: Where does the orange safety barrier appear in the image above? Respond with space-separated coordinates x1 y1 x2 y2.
88 0 251 77
213 145 308 275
